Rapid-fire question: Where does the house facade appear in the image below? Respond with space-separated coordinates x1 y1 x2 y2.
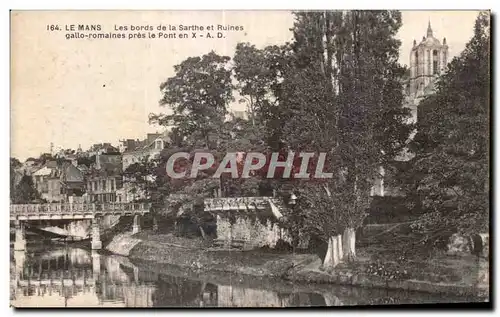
118 132 169 202
32 160 85 202
60 162 86 197
87 143 120 158
121 133 169 170
32 161 61 202
86 153 123 203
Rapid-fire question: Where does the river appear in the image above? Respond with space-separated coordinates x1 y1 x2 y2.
10 243 477 307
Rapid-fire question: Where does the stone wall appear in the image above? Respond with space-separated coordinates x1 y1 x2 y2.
216 215 308 249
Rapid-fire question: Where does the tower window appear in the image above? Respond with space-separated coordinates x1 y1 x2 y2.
433 60 438 74
415 51 419 75
433 50 438 56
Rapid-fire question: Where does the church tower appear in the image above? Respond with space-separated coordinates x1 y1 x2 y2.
409 21 449 99
376 21 450 197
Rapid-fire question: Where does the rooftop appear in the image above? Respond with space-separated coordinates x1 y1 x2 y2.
413 21 447 49
122 131 171 154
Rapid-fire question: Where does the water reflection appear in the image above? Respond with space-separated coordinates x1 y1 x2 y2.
10 247 152 307
10 246 474 308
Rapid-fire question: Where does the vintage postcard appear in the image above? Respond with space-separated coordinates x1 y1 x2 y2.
10 10 490 308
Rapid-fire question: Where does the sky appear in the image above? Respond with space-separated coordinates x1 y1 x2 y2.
10 10 481 161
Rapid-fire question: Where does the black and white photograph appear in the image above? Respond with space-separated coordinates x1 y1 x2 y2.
9 10 490 308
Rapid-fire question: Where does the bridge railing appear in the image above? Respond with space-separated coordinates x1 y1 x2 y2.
204 196 273 211
10 202 151 216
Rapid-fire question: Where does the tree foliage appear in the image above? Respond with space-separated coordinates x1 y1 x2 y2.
405 11 490 236
12 174 40 204
233 43 289 127
151 51 234 148
268 11 412 239
123 155 171 213
10 157 22 201
147 11 420 248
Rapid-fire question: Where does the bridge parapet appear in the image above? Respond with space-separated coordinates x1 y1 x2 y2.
204 197 273 212
10 202 151 220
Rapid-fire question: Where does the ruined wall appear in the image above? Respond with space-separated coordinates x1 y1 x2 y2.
216 215 309 249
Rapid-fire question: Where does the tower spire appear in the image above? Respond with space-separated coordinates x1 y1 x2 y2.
427 19 433 37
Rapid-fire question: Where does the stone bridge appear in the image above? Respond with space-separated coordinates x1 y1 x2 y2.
10 202 150 251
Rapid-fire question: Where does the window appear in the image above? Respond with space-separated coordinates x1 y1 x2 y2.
432 50 439 74
415 51 419 75
433 60 438 74
156 140 163 149
419 83 424 95
102 180 107 191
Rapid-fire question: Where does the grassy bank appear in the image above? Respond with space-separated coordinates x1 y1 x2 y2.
129 257 478 306
128 231 317 278
123 228 488 300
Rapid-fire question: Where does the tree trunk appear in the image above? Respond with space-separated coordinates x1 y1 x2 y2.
322 235 342 269
343 227 356 261
337 234 343 261
249 95 256 127
199 226 207 240
152 216 158 232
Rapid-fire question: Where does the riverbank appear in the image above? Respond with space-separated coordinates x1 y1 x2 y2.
112 229 488 301
11 244 478 307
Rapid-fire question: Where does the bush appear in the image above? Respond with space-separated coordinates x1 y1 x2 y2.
364 196 426 224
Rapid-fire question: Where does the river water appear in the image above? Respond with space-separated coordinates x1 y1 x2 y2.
10 243 478 308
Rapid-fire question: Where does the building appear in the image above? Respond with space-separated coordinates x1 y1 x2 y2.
32 160 85 202
407 21 449 123
87 143 120 157
121 132 170 170
32 161 62 202
231 110 248 120
86 153 123 203
60 161 86 197
374 21 449 197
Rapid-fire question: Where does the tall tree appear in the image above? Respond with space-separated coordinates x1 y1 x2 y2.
274 10 412 261
38 153 55 165
233 43 288 127
12 174 40 204
151 51 234 149
10 157 22 169
10 157 22 201
405 11 490 239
